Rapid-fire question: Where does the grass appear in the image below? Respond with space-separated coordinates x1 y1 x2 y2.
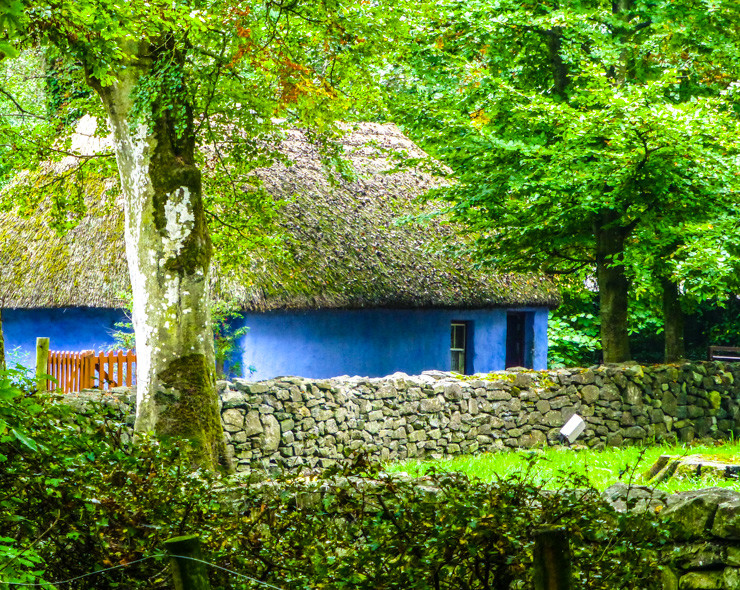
384 441 740 494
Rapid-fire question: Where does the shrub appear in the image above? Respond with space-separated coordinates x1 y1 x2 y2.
206 461 667 590
0 367 217 589
0 376 667 589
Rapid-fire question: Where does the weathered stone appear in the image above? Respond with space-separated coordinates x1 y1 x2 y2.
620 412 636 427
222 409 244 432
601 383 621 401
573 369 596 385
514 373 533 388
325 419 339 435
543 410 562 427
261 414 281 452
625 382 643 405
602 482 669 513
678 571 723 590
443 383 463 400
549 396 570 410
623 425 646 439
220 390 248 409
723 567 740 590
662 489 739 541
581 384 600 403
727 546 740 567
711 499 740 539
535 400 550 413
246 383 270 394
606 432 623 447
420 398 443 413
519 430 546 448
244 410 264 436
671 544 727 569
661 566 679 590
662 391 679 416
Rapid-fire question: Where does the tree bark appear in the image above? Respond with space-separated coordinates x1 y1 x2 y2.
90 40 228 470
662 276 685 363
0 309 6 372
594 210 631 363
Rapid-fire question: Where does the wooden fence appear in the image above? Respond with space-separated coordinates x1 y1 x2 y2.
46 349 136 393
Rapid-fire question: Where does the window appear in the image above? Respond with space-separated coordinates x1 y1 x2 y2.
451 322 467 374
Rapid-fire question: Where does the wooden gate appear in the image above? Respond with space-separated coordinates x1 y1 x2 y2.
47 350 136 393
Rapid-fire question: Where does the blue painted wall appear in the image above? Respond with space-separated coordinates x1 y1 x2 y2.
2 308 129 369
234 307 549 380
2 306 550 380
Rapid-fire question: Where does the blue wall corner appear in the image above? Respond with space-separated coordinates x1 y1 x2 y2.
532 308 549 370
2 308 130 370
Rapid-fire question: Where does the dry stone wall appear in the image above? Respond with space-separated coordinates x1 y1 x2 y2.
217 361 740 472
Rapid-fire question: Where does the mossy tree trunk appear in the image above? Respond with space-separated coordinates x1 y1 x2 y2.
594 210 631 364
90 39 228 471
0 309 6 372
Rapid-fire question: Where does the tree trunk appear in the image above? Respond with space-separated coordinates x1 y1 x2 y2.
662 276 685 363
0 309 6 372
91 40 228 470
594 211 631 363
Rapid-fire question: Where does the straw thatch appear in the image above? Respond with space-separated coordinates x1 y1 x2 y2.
0 121 559 310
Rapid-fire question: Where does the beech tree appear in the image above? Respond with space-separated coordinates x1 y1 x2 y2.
390 0 740 363
1 0 392 468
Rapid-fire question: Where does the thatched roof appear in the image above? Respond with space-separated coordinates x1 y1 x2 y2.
0 121 559 310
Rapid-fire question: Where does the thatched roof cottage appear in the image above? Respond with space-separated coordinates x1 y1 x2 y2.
0 122 558 378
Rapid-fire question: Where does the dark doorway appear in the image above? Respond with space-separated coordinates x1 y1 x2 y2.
451 321 473 374
506 312 527 368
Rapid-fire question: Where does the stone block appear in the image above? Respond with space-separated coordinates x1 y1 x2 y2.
543 410 562 427
420 397 443 413
606 432 623 447
662 489 739 541
711 499 740 539
535 400 550 413
622 425 646 439
518 430 546 448
443 383 463 400
222 408 244 432
625 382 643 405
261 414 281 452
581 384 600 403
678 571 724 589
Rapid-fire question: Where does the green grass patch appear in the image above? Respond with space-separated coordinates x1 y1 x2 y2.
385 441 740 494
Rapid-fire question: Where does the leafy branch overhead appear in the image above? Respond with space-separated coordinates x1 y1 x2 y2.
389 0 740 362
0 0 413 469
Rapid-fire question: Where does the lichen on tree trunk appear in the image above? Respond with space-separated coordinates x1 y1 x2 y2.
90 39 229 471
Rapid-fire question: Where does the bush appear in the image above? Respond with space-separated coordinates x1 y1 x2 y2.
205 461 667 590
0 374 667 589
0 367 217 589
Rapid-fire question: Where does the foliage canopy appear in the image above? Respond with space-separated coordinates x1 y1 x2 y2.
387 0 740 362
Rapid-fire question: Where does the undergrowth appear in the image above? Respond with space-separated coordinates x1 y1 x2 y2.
0 366 686 589
386 441 740 494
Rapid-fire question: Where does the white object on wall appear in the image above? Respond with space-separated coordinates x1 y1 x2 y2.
559 414 585 444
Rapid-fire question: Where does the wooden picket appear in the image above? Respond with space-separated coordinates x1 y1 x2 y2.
46 349 136 393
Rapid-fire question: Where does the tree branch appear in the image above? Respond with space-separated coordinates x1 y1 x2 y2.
0 88 46 121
